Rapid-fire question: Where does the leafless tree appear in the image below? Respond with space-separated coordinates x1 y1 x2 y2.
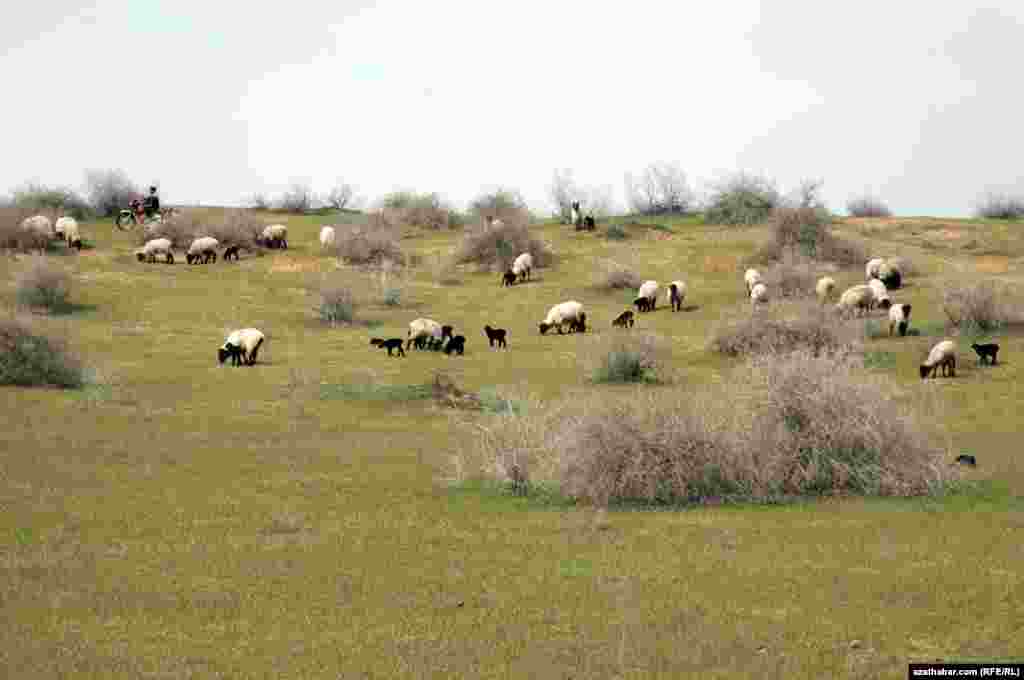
579 184 615 218
84 168 141 217
787 178 826 210
278 183 313 213
624 162 694 215
325 182 355 210
249 192 270 211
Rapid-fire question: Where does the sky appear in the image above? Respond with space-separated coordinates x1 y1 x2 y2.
1 1 1021 217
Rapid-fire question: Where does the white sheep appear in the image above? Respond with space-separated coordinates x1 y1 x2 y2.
920 339 956 379
635 280 659 313
816 276 836 302
667 280 687 312
866 257 885 280
56 217 83 250
539 300 585 335
867 278 892 311
511 252 533 282
187 236 220 264
744 268 762 294
750 282 769 308
319 226 336 249
407 318 444 350
836 284 873 317
218 328 265 366
54 216 74 240
888 303 912 337
259 224 288 249
136 237 174 264
18 215 54 253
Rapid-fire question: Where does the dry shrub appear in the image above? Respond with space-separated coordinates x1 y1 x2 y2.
846 195 892 218
331 221 404 265
460 353 947 506
317 275 357 324
137 212 203 248
431 371 483 410
378 191 462 230
710 300 859 358
582 332 670 383
597 259 642 290
752 206 867 267
205 209 267 248
0 206 51 252
15 257 72 312
942 280 1024 333
0 315 84 388
761 254 820 299
452 215 552 272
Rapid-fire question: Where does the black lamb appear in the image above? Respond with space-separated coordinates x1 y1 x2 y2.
971 343 1000 365
370 337 406 357
444 335 466 355
484 325 507 348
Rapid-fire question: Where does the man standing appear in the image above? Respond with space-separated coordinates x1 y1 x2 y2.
143 186 160 219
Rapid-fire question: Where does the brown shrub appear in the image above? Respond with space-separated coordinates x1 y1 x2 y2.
596 260 642 290
378 192 463 230
752 206 867 268
137 212 203 249
458 353 948 507
15 257 72 312
452 216 553 272
331 221 404 266
761 254 821 299
710 300 859 358
942 279 1024 333
205 209 267 248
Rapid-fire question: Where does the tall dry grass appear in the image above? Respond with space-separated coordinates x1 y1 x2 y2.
456 352 948 507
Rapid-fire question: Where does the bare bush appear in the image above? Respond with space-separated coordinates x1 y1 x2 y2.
461 352 946 506
15 257 73 312
974 192 1024 220
468 187 528 223
249 192 270 211
377 191 462 230
325 182 355 210
136 211 203 249
205 209 267 248
597 260 642 290
84 168 140 217
0 315 84 388
704 172 782 225
317 276 357 324
278 183 314 213
625 161 695 215
452 217 553 272
846 194 893 218
332 221 404 265
942 280 1024 333
10 182 93 220
751 206 867 267
761 254 820 299
710 300 859 358
785 178 826 211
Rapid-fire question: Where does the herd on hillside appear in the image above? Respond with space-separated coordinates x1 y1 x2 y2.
14 211 1002 379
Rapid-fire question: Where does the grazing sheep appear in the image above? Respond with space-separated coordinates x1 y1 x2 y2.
61 218 83 251
370 337 406 357
867 279 891 311
54 216 75 241
501 270 517 287
971 342 999 365
612 310 635 328
484 325 507 348
888 303 912 337
511 252 533 282
18 215 54 253
222 245 240 261
633 296 651 313
258 224 288 249
443 335 466 355
920 339 957 379
836 284 873 317
866 257 885 280
667 280 686 312
744 268 762 294
583 214 596 231
568 312 587 333
636 280 659 312
319 226 336 249
218 328 265 366
539 301 585 335
878 261 902 290
816 276 836 302
407 318 444 350
750 282 769 308
186 236 219 264
955 454 977 467
137 237 174 264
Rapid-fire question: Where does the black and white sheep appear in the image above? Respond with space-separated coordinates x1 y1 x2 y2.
612 310 635 328
511 252 533 282
878 260 902 290
888 303 912 337
258 224 288 249
370 337 406 357
920 340 956 379
635 280 659 313
218 328 265 366
971 342 999 365
539 301 585 335
667 280 686 312
137 237 174 264
186 236 219 264
443 335 466 355
484 325 507 348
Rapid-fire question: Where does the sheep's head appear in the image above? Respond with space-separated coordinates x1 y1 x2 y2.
538 322 551 335
441 325 454 341
370 338 383 346
136 251 146 262
879 298 892 310
218 346 231 364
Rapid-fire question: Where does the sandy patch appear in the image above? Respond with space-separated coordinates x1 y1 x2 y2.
270 258 321 274
702 254 740 273
973 255 1010 274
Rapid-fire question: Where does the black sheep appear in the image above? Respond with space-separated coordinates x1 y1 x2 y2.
444 335 466 355
612 310 634 328
370 337 406 357
583 215 596 231
223 245 240 261
633 296 651 313
971 343 1000 365
502 270 517 287
484 325 507 348
955 454 977 467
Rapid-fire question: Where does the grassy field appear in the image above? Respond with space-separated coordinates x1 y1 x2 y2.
2 210 1023 678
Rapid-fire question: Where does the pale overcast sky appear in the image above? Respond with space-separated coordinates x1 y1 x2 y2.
2 1 1021 217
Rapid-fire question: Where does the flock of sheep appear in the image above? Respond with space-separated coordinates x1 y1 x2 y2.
16 214 84 251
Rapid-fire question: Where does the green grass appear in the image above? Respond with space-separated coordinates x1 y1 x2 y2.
2 209 1023 678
